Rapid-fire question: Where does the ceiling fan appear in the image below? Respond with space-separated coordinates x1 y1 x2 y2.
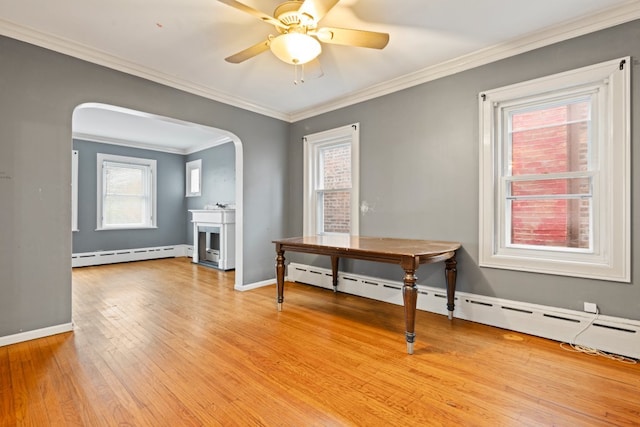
218 0 390 68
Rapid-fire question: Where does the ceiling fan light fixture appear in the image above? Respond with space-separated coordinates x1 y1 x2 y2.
270 33 321 65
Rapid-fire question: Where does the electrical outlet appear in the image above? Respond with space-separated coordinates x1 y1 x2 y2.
584 302 598 314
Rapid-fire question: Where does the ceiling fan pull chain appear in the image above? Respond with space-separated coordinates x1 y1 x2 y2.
294 63 305 85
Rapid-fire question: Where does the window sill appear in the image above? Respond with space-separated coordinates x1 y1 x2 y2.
479 253 629 283
96 226 158 231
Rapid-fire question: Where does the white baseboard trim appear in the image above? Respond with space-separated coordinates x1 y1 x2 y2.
236 278 277 292
288 262 639 360
0 322 74 348
72 244 190 267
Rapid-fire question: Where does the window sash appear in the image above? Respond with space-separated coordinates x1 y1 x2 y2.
498 105 597 253
315 189 352 234
499 94 595 253
102 162 151 227
503 174 594 209
315 143 352 191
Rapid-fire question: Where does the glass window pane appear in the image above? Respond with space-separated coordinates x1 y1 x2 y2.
190 168 200 193
321 190 351 233
105 165 144 195
510 177 591 197
320 144 351 190
103 162 150 226
104 195 146 225
510 101 591 176
511 102 590 132
510 198 590 249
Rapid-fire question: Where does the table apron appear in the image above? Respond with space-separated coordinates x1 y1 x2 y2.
275 245 456 268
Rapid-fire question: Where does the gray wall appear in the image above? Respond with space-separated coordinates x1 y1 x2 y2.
0 35 288 337
185 141 236 244
288 20 640 320
72 139 187 253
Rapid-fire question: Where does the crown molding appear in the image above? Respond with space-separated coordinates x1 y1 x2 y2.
72 131 231 155
184 135 233 155
0 18 290 122
2 1 639 124
73 132 185 154
289 0 640 121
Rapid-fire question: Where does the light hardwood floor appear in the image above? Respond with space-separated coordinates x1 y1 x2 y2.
1 257 639 426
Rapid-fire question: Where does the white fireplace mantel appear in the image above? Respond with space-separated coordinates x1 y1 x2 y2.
190 209 235 270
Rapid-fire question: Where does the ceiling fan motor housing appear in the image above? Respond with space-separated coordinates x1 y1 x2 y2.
274 0 316 33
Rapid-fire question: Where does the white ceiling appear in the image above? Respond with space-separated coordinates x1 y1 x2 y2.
72 103 233 154
2 0 639 151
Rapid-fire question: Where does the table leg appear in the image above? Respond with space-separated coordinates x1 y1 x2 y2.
276 249 285 311
445 255 458 320
402 267 418 355
331 256 339 292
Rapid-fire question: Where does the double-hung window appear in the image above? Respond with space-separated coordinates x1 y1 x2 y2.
185 159 202 197
479 57 630 282
97 153 157 230
303 124 359 236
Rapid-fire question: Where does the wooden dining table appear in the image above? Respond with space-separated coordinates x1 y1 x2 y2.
273 235 461 354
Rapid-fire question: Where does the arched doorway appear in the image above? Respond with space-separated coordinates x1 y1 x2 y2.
71 102 244 286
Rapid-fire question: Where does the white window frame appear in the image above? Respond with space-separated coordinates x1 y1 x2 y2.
303 123 360 236
96 153 157 231
479 57 630 282
185 159 202 197
72 150 79 232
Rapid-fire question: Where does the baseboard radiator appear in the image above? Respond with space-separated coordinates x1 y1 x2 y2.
287 262 639 360
72 245 190 267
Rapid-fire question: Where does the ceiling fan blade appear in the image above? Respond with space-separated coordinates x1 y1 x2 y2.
225 39 271 63
314 27 389 49
217 0 287 29
298 0 340 22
